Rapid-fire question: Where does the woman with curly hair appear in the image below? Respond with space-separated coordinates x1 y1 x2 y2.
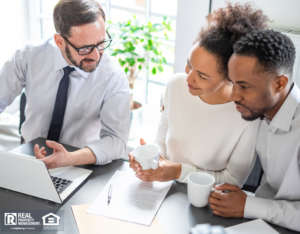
129 3 270 185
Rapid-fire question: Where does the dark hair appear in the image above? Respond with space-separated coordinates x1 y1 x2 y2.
54 0 106 38
196 2 270 78
233 29 296 77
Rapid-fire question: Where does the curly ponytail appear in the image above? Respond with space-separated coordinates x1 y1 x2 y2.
196 2 271 78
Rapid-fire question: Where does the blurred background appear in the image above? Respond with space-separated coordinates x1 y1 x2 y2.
0 0 300 151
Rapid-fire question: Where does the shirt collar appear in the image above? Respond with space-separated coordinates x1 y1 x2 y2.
53 46 89 79
269 83 300 132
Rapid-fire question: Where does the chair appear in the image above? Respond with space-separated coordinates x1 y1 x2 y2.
242 156 264 193
19 92 26 144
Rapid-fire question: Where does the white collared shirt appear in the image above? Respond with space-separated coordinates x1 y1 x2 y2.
0 37 131 165
244 83 300 232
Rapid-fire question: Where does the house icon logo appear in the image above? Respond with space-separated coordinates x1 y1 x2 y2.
42 213 60 226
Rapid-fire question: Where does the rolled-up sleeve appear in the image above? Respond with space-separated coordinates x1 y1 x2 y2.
86 73 131 165
0 47 27 113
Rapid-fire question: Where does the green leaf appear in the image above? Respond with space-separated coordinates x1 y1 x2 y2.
118 58 126 67
148 39 153 47
125 67 129 73
152 67 157 75
130 52 139 56
157 65 164 72
137 58 145 63
138 65 142 70
166 24 172 31
125 46 136 52
125 57 133 62
125 58 136 66
153 49 159 55
162 57 167 64
113 49 125 54
143 45 151 51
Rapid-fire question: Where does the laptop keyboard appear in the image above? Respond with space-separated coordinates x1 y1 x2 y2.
51 176 73 195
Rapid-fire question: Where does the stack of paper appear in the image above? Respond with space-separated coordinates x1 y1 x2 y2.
225 219 279 234
86 170 173 226
71 204 165 234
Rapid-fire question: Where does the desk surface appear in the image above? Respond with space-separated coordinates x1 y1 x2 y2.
1 138 298 234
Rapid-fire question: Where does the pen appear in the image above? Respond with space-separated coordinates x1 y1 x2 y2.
108 184 112 205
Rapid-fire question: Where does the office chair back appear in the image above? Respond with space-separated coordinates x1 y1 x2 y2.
19 92 26 144
242 156 264 193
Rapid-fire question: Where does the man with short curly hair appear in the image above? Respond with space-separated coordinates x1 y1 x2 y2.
209 29 300 231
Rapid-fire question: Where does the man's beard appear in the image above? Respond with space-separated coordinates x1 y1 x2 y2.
65 45 101 73
235 89 273 121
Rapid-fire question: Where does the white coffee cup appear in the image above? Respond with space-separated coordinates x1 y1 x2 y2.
132 145 160 170
188 172 215 208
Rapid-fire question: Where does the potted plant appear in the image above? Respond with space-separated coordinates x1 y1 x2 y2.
109 16 172 138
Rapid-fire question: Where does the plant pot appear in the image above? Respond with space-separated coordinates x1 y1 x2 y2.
129 101 143 139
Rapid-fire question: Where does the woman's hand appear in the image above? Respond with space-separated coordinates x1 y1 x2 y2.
128 138 146 173
135 156 182 182
128 138 182 182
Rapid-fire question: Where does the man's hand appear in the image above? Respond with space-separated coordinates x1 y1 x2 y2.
34 141 73 169
208 183 247 218
128 138 182 182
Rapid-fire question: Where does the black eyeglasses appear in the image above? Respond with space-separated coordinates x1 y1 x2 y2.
60 31 112 55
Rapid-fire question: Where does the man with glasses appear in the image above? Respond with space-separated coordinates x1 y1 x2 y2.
0 0 131 169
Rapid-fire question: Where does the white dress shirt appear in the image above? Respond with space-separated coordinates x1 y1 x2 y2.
154 73 260 185
0 37 131 165
244 83 300 232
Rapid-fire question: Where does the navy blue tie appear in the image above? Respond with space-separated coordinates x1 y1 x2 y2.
47 66 75 142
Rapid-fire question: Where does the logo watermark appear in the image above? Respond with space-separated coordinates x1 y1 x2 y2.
4 213 17 225
1 210 64 232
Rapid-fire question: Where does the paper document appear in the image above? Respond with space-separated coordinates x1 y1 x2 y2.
225 219 279 234
86 170 173 226
72 204 165 234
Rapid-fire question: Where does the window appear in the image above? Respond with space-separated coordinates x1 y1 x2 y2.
33 0 178 106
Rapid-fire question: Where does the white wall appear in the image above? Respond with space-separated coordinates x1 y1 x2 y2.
211 0 300 29
0 0 29 68
174 0 210 73
174 0 300 74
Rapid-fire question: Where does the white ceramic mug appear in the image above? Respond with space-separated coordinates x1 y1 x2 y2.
132 145 160 170
188 172 215 207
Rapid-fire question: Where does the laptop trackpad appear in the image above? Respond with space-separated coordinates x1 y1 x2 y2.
49 166 72 177
49 166 92 181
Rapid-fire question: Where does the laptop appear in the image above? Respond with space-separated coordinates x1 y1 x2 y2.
0 150 92 204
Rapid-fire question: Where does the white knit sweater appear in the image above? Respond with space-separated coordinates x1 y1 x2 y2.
153 73 260 186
